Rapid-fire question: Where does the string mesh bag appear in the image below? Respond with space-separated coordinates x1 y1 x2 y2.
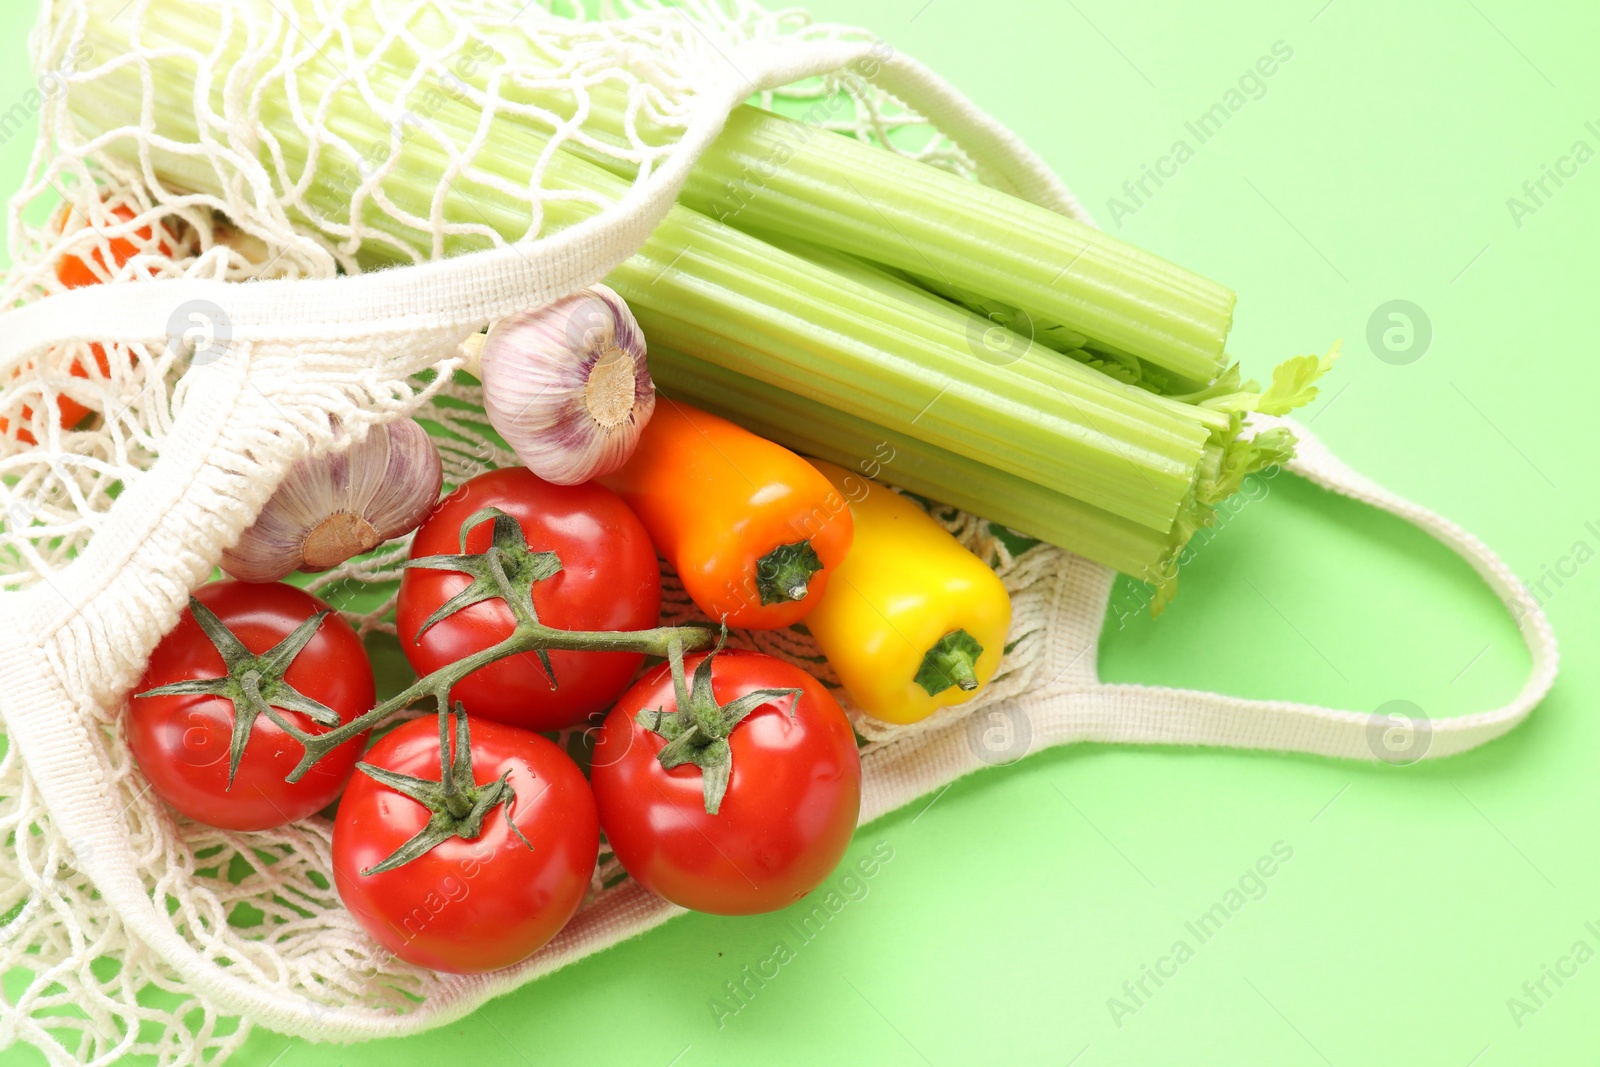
0 0 1560 1063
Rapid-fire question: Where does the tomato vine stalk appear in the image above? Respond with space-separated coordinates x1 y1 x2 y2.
140 506 717 787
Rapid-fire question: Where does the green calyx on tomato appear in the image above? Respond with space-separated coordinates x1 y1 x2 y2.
136 596 340 787
399 470 670 732
131 582 373 832
354 708 533 875
590 649 862 915
333 714 599 972
636 639 801 815
406 505 565 684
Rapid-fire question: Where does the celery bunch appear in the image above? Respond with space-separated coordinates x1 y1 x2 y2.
71 0 1331 596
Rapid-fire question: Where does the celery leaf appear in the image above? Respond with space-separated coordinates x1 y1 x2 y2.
1257 344 1340 416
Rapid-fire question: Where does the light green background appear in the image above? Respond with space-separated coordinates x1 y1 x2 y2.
3 0 1597 1064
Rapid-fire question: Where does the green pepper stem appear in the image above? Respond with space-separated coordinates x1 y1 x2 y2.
754 540 824 605
913 629 985 697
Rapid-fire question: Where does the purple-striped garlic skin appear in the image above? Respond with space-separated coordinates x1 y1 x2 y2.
480 284 655 485
222 417 443 582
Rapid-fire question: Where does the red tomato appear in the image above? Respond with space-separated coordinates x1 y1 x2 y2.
397 468 661 731
590 651 861 915
130 582 373 831
332 716 599 973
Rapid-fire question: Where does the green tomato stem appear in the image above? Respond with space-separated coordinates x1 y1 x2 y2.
284 619 716 782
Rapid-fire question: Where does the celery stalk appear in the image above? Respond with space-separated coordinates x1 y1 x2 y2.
209 0 1234 383
647 345 1178 581
71 0 1321 582
73 2 1217 533
583 104 1236 383
754 233 1235 436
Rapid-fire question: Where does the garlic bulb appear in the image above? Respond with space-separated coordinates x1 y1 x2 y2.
480 284 655 485
223 417 443 582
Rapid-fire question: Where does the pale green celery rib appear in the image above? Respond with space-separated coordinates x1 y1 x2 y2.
292 6 1234 381
71 11 1220 532
760 232 1234 437
647 345 1175 581
524 85 1236 369
661 109 1234 383
616 295 1190 532
607 232 1208 529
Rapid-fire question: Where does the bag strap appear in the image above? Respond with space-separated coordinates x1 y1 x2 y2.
1034 414 1559 762
0 33 1135 1041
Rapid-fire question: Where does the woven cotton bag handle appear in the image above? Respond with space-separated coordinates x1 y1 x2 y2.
1062 415 1559 758
858 414 1560 813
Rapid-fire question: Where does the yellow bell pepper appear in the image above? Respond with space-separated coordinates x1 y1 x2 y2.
804 460 1012 725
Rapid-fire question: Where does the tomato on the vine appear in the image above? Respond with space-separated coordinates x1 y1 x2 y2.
332 714 599 973
130 581 373 831
590 650 861 915
397 468 661 732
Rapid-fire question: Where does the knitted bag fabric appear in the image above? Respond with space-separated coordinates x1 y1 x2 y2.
0 1 1557 1063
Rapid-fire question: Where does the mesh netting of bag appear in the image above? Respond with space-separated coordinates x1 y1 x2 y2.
0 1 1101 1063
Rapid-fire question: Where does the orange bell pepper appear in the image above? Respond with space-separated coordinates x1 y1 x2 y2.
599 398 853 629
